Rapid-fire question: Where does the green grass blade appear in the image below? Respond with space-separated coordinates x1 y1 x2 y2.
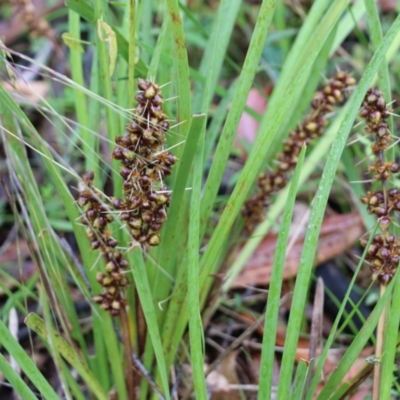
0 88 92 285
152 115 206 321
364 0 393 138
39 284 73 400
1 114 88 352
277 22 337 140
305 226 378 400
65 0 148 76
203 80 237 164
68 9 100 178
25 313 108 400
187 129 207 400
380 269 400 399
150 117 206 385
317 279 395 399
291 359 311 400
252 0 342 165
330 0 366 56
92 0 122 197
138 0 155 65
127 249 171 400
257 146 306 399
199 0 277 238
0 274 38 317
128 0 136 109
191 0 241 113
165 0 191 149
0 319 59 399
147 16 169 79
60 358 88 400
0 352 39 400
0 77 125 398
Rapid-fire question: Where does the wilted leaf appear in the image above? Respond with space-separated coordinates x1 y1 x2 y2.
210 352 241 400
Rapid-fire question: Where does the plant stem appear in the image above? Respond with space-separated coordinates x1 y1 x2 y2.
120 306 138 400
373 284 386 400
135 288 146 356
128 0 136 110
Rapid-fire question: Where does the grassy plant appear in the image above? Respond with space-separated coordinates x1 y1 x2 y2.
1 0 400 399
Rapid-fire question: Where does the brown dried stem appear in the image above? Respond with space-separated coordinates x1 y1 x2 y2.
373 285 386 400
120 307 138 400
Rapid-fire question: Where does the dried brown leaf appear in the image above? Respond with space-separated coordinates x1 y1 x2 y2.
233 212 363 288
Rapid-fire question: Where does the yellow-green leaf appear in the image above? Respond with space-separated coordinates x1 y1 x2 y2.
61 32 84 52
25 313 108 400
97 19 117 77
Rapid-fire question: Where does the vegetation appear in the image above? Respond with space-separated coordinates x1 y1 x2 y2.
1 0 400 399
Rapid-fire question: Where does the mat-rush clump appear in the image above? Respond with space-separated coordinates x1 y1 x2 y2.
242 71 356 233
359 88 400 284
78 79 177 315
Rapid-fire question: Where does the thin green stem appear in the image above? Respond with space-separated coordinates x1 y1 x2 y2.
129 0 136 110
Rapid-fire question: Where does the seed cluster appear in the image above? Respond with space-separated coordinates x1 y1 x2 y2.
78 171 129 316
242 71 356 233
359 88 400 284
77 80 177 315
10 0 56 41
111 78 177 247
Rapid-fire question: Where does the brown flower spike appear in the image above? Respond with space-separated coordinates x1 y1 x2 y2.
78 79 177 315
359 88 400 284
242 71 356 233
10 0 57 42
111 79 177 248
78 171 129 316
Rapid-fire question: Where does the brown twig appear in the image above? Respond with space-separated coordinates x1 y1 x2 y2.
373 285 387 400
120 307 138 400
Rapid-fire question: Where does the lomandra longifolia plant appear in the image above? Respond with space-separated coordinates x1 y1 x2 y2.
77 79 177 316
241 71 356 233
